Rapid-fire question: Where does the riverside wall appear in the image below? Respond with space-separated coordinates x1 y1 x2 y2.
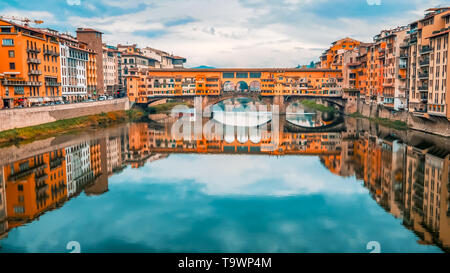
0 98 130 132
355 100 450 137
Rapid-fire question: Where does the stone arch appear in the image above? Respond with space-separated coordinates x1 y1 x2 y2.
236 81 249 92
223 81 235 92
249 81 261 92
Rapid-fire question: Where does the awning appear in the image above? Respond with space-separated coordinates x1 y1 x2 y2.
28 98 40 103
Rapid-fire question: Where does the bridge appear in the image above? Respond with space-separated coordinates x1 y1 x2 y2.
144 91 346 114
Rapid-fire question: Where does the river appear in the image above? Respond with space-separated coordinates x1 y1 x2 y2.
0 100 448 253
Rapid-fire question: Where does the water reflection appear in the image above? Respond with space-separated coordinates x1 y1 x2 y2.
0 116 448 252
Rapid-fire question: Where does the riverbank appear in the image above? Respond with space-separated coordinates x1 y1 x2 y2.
0 109 144 147
354 100 449 137
0 98 130 132
300 99 336 113
347 112 408 130
147 101 192 114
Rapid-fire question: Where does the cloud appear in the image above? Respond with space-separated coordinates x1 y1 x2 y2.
111 154 367 196
67 0 81 6
367 0 381 5
0 0 435 67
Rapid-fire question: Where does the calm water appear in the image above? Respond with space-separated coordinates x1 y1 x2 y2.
0 101 449 253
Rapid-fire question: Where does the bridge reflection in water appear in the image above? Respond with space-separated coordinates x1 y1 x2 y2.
0 115 449 252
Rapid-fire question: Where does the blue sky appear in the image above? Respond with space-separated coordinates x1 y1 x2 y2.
0 0 447 67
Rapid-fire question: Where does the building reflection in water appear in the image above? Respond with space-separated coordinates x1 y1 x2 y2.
0 116 448 252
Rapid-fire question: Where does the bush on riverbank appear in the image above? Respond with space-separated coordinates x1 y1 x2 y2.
348 112 408 130
300 100 336 113
0 109 144 147
147 102 190 114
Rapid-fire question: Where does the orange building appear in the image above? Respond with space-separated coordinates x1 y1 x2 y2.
0 19 61 108
4 149 67 228
87 49 97 98
127 68 343 103
319 38 362 70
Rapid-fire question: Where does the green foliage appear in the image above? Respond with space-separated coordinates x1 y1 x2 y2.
348 112 408 130
147 102 188 114
0 110 144 148
300 100 336 113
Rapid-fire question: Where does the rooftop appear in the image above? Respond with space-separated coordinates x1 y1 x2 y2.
145 68 341 73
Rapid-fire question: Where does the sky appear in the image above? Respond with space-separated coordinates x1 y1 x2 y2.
0 0 447 67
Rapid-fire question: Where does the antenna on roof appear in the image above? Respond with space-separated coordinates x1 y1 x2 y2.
0 15 44 26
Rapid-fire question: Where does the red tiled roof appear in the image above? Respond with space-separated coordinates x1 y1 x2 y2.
76 28 103 34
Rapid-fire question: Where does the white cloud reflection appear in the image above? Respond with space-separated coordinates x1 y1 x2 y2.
111 154 366 196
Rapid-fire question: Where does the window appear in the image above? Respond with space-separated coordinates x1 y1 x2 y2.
236 72 248 78
0 26 12 33
14 206 25 214
2 39 14 46
250 72 261 78
223 72 234 78
9 62 15 70
8 50 14 58
18 184 23 191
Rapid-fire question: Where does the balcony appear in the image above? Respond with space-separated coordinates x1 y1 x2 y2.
420 46 432 54
45 81 61 87
50 157 64 169
418 85 428 92
400 53 408 58
44 49 60 56
27 58 41 64
28 69 42 75
26 47 41 53
400 43 409 48
35 173 48 183
399 64 407 69
419 59 429 66
418 73 429 79
2 80 42 87
8 163 46 182
420 95 428 103
35 182 49 195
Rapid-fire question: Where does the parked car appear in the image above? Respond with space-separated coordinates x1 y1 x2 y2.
107 96 114 100
98 96 106 101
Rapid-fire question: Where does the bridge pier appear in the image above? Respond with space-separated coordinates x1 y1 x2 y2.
273 95 286 114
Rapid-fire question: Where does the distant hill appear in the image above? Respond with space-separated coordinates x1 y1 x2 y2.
190 65 216 69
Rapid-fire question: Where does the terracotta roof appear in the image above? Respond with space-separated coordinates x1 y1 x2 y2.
168 55 186 60
76 28 103 34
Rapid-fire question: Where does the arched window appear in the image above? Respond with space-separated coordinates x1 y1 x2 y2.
223 81 235 92
249 81 261 92
236 81 249 92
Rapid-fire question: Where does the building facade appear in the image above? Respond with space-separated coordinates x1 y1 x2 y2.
58 33 89 101
76 28 104 96
103 44 120 96
406 7 449 118
126 68 342 103
0 19 62 108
